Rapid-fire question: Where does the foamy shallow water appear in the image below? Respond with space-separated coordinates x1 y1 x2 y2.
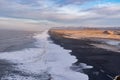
0 30 91 80
106 40 120 46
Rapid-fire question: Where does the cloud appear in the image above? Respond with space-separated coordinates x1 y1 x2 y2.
0 17 63 31
0 0 120 27
56 0 98 5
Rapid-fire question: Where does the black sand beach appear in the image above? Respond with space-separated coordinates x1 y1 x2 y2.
0 29 119 80
49 31 120 80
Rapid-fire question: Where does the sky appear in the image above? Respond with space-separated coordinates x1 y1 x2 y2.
0 0 120 30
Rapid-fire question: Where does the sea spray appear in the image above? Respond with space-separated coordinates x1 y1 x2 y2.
0 30 91 80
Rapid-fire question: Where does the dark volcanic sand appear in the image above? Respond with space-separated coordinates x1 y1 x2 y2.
49 32 120 80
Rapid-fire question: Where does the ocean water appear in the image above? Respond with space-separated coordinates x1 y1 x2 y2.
0 30 35 52
0 30 92 80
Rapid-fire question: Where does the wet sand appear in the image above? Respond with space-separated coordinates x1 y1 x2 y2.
0 30 87 80
0 29 119 80
49 29 120 80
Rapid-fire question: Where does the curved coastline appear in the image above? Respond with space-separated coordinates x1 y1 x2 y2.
0 30 90 80
48 29 120 80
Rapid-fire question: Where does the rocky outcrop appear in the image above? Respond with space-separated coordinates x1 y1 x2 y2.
103 30 114 35
114 75 120 80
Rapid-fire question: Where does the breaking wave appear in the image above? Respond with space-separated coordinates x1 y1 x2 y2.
0 30 91 80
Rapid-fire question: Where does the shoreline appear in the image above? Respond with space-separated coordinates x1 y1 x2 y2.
0 30 89 80
49 29 120 80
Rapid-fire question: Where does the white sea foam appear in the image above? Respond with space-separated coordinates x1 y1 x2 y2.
106 40 120 46
0 30 91 80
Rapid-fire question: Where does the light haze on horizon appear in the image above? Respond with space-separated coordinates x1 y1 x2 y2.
0 0 120 30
